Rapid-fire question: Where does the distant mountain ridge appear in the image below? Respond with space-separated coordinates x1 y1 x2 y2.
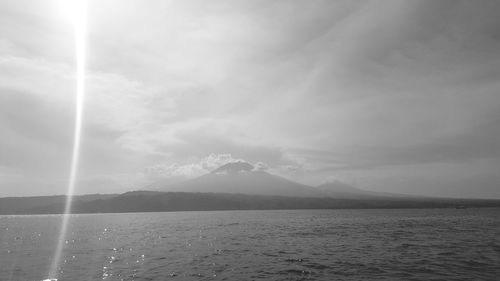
149 161 405 199
4 162 488 215
1 191 499 215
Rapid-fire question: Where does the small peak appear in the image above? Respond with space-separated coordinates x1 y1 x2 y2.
211 161 254 174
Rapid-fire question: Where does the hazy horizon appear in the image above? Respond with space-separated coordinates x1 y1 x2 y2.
1 0 500 199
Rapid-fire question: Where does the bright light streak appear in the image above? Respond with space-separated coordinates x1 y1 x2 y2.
48 0 87 279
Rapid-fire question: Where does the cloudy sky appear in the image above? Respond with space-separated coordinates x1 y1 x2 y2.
1 0 500 198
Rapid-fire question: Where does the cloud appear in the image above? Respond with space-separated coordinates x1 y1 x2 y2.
253 162 269 172
143 153 243 180
1 1 500 198
292 108 500 174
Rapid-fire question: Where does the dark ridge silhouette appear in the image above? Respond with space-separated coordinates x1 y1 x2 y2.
1 191 499 215
0 193 117 214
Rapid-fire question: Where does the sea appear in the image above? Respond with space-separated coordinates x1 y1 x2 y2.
1 208 500 281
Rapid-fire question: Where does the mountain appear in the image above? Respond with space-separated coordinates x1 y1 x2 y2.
150 161 325 198
2 191 500 214
2 164 499 215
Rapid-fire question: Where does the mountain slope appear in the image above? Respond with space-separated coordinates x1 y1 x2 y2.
317 181 419 199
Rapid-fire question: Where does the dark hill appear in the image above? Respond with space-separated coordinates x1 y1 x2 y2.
1 191 500 214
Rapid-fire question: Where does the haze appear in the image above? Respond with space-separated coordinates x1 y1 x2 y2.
1 0 500 198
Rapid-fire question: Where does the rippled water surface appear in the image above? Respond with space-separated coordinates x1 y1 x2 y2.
1 208 500 280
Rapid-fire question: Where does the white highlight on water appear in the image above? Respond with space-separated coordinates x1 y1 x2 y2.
48 0 87 279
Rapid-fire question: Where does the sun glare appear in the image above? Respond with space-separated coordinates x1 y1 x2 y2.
48 0 87 279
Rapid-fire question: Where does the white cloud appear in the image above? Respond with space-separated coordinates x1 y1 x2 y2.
143 153 243 180
1 1 500 198
253 162 269 172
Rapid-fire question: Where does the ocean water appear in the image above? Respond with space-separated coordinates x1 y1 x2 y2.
1 208 500 281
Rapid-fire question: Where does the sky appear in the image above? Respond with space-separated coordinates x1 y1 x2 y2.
1 0 500 198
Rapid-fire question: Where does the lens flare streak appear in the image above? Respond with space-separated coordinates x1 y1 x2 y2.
48 0 87 279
